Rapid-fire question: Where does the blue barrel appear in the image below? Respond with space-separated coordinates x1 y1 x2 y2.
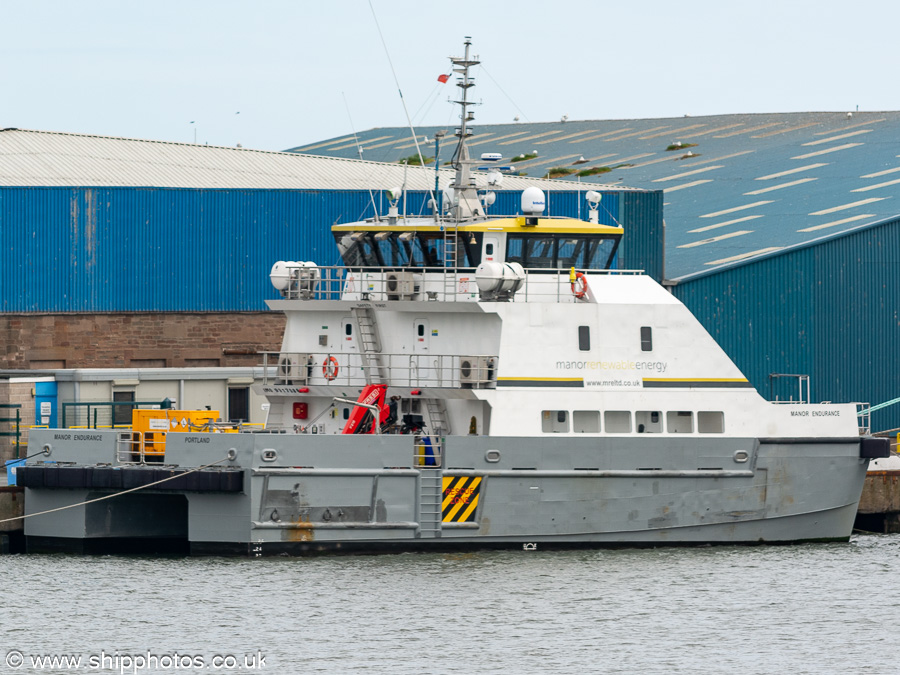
5 459 26 486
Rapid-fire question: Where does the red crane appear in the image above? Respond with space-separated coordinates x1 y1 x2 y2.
341 384 392 434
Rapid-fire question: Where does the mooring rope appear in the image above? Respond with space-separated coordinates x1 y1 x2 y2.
0 455 234 525
7 447 52 463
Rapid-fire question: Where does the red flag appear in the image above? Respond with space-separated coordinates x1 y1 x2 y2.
437 73 450 83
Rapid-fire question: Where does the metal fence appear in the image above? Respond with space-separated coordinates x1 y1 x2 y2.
62 400 174 429
0 404 22 459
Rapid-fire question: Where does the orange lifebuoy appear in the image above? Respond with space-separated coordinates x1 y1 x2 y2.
571 272 588 299
323 356 339 380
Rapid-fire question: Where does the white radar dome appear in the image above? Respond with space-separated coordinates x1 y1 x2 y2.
521 187 546 215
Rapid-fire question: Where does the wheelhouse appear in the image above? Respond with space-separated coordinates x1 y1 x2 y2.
333 218 623 271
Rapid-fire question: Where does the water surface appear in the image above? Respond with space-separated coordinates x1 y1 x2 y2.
2 536 898 674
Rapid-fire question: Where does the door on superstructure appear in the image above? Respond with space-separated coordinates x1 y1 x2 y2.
340 318 358 352
340 316 361 385
484 237 500 263
413 319 431 384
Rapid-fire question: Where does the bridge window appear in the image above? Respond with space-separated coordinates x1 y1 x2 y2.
336 232 479 268
375 235 411 267
506 234 620 270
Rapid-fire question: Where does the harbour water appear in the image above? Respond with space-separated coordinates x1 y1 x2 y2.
2 535 898 674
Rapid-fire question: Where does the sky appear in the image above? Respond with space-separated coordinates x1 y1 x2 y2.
3 0 899 152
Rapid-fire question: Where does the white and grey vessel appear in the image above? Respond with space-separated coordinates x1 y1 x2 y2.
20 40 888 555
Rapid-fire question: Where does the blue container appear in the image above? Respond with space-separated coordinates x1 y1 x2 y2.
5 459 26 486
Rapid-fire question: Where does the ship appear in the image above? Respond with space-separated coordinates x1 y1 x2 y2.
18 39 889 555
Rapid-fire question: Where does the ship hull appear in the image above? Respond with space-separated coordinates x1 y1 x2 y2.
21 430 868 556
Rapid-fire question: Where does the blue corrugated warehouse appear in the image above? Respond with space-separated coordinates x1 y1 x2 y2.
3 113 899 432
0 127 661 373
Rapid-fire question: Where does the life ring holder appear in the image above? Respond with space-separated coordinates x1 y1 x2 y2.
322 356 339 381
570 271 588 299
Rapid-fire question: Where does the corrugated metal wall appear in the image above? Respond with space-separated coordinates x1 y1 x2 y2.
672 216 900 432
0 186 660 313
620 190 664 280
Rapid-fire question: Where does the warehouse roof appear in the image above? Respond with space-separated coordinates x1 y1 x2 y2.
0 127 631 195
290 111 900 279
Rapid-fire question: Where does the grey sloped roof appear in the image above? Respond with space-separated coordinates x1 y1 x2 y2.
291 112 900 278
0 127 632 194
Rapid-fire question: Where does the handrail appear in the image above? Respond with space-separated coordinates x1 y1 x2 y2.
260 351 498 388
272 264 642 303
116 430 144 464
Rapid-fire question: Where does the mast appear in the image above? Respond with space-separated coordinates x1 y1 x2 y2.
448 37 484 221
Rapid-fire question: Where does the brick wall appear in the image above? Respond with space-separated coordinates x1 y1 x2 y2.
0 382 33 464
1 313 286 370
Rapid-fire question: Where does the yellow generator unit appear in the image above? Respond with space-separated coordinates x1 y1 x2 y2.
131 409 221 459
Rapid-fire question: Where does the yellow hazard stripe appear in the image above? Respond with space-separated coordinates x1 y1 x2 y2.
457 494 480 522
442 476 482 523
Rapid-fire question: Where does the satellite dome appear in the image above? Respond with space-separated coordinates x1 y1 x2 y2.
521 187 546 215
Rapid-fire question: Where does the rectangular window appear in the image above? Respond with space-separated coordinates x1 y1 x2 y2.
556 237 583 268
604 410 632 433
541 410 569 433
524 236 556 268
228 387 250 423
635 410 662 433
666 411 694 433
640 326 653 352
578 325 590 351
112 390 135 427
573 410 600 433
505 234 620 270
506 236 524 266
698 411 725 433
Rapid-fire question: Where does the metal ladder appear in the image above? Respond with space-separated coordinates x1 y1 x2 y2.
352 306 387 383
424 398 451 436
418 467 443 538
442 226 458 300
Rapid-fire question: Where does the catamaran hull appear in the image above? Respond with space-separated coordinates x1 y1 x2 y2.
20 430 869 555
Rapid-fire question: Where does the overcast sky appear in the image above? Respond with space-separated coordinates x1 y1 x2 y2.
3 0 898 152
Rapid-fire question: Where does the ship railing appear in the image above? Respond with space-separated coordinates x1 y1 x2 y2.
116 430 146 464
856 403 872 436
767 373 810 404
272 264 642 304
261 352 498 389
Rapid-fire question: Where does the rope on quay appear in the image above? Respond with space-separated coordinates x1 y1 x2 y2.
0 455 234 525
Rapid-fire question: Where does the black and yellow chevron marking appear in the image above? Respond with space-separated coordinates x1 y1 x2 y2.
442 476 482 523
